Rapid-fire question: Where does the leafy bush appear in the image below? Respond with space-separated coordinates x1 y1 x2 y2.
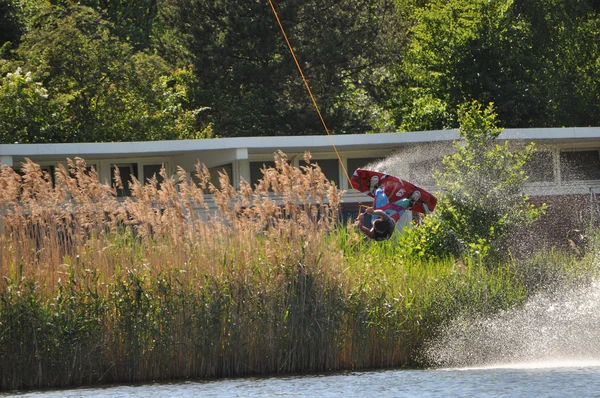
403 101 545 260
396 213 461 260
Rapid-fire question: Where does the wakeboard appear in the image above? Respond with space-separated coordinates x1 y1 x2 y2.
350 168 438 215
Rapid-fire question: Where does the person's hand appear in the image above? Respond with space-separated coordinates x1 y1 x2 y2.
355 213 364 229
366 207 374 214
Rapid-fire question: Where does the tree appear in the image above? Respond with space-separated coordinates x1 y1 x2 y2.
0 0 51 59
67 0 159 51
0 67 67 143
399 101 544 259
156 0 409 137
400 0 538 129
0 0 24 55
6 4 208 143
400 0 600 130
516 0 600 127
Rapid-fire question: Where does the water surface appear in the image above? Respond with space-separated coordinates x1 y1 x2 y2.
5 361 600 398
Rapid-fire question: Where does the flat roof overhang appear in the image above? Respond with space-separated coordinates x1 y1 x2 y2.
1 127 600 166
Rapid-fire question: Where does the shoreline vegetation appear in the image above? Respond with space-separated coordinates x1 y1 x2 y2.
0 153 597 391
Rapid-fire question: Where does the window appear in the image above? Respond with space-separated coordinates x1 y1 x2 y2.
559 150 600 182
208 164 233 190
250 161 276 188
524 152 554 183
143 164 164 187
111 163 138 197
300 158 340 187
409 158 443 186
40 165 55 187
190 163 233 192
347 157 383 174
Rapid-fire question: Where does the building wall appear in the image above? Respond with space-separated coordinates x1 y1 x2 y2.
509 194 599 256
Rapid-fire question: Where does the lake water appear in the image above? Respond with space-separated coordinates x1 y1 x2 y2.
4 361 600 398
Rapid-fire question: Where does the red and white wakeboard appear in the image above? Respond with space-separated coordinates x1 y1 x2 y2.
350 169 438 215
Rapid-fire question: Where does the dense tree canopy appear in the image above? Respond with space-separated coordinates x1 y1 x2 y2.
155 0 408 137
2 2 208 142
75 0 159 51
401 0 600 130
0 0 599 143
0 0 23 55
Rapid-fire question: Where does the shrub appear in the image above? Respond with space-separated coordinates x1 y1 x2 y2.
406 101 545 260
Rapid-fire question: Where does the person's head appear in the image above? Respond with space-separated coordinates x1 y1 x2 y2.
372 218 393 241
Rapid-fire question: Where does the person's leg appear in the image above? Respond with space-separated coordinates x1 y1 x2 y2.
385 198 411 222
395 209 412 230
373 188 389 209
393 198 412 210
371 188 389 222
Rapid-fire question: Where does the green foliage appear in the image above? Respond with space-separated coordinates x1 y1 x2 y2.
402 101 545 259
402 0 600 129
2 0 600 141
75 0 159 51
0 159 595 388
441 101 545 256
0 67 66 143
157 0 409 137
512 248 600 296
396 214 461 259
0 0 24 55
0 4 209 143
523 0 600 127
398 92 453 132
0 229 539 388
402 0 529 129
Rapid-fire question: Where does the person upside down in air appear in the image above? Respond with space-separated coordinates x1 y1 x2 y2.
356 175 421 241
356 207 396 241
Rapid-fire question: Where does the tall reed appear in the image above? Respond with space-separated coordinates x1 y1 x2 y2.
0 152 586 390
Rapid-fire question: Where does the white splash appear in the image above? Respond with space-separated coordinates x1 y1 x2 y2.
452 359 600 371
426 281 600 369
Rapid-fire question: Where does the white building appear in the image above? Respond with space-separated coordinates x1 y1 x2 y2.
2 127 600 246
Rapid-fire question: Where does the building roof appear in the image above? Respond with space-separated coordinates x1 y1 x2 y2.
2 127 600 163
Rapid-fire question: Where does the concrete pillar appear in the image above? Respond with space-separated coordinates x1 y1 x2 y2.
0 155 13 167
237 159 251 188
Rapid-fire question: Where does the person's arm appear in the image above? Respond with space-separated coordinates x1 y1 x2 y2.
367 208 392 222
367 208 393 223
359 224 375 238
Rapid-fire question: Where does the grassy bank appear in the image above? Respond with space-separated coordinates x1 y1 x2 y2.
0 155 594 390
